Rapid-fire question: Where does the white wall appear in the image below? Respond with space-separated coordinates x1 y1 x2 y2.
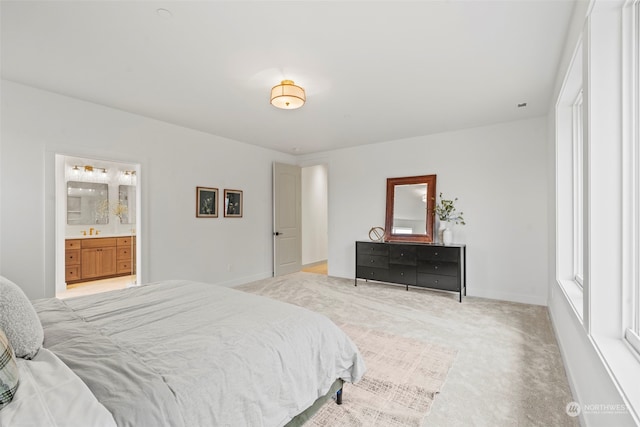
301 164 328 266
301 116 549 305
1 78 549 306
0 80 295 299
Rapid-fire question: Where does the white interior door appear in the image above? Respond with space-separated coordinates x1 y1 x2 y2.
273 162 301 276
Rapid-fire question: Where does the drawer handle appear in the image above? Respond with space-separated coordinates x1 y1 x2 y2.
434 280 439 284
370 272 375 276
370 259 375 263
400 253 404 257
400 272 404 276
434 252 439 256
434 266 439 270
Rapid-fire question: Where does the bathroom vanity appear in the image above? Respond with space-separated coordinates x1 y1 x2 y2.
65 236 136 284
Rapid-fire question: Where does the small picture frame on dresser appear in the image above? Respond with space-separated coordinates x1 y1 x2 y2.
196 187 218 218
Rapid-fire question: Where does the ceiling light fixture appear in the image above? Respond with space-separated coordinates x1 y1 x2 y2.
270 80 305 110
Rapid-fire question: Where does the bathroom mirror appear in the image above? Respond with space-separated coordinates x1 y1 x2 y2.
384 174 436 242
66 181 109 225
118 185 136 224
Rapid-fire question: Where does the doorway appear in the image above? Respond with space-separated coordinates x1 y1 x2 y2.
273 162 328 277
301 164 328 275
55 154 141 298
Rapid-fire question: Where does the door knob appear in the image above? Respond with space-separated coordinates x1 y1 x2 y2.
274 232 282 236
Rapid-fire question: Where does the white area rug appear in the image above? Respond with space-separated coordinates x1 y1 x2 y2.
309 324 456 426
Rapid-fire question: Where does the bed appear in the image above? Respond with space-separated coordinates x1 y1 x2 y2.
0 277 365 427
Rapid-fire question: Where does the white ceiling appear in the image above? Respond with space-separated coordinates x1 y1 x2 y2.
1 1 576 155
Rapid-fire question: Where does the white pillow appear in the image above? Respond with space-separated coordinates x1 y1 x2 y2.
0 276 44 359
0 348 116 427
0 328 19 409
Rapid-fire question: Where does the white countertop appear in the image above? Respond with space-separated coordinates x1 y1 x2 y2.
66 234 135 239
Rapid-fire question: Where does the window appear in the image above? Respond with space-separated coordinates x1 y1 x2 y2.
573 91 584 287
555 34 584 318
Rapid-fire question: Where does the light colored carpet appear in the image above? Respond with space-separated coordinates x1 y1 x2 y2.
236 272 579 427
309 324 456 426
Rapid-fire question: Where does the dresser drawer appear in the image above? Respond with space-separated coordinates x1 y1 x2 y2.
117 246 133 260
117 260 132 274
65 266 80 282
65 249 80 266
389 245 417 266
117 237 135 246
356 241 389 256
65 239 82 250
417 261 458 276
356 253 389 269
389 265 416 285
417 273 459 291
417 246 459 262
356 266 389 282
82 237 117 249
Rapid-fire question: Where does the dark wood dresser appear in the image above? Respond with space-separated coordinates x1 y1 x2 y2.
355 241 466 302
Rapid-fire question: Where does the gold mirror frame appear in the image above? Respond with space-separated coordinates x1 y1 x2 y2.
384 174 437 243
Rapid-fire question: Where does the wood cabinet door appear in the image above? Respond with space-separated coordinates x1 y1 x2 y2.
100 247 117 276
81 247 117 279
81 248 100 279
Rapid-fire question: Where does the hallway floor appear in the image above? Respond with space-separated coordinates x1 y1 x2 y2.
301 262 328 275
57 275 136 299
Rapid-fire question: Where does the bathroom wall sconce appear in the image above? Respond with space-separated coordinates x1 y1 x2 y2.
69 164 108 183
72 165 108 174
120 170 137 186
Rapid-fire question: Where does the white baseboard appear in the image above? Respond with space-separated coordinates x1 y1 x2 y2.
464 288 547 306
221 271 272 288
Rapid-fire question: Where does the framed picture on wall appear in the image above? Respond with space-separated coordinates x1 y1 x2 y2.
224 189 243 218
196 187 218 218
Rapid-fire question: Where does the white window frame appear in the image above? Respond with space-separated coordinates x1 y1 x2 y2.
572 90 584 288
626 0 640 355
555 34 584 321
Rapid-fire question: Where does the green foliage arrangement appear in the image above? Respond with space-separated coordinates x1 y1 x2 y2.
435 192 466 225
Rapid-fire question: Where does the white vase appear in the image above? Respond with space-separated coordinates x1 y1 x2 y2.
443 228 453 245
438 220 449 244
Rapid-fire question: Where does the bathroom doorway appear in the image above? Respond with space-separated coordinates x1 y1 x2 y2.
55 154 141 298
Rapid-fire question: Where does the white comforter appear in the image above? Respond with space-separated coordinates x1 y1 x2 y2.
34 280 365 427
0 348 116 427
